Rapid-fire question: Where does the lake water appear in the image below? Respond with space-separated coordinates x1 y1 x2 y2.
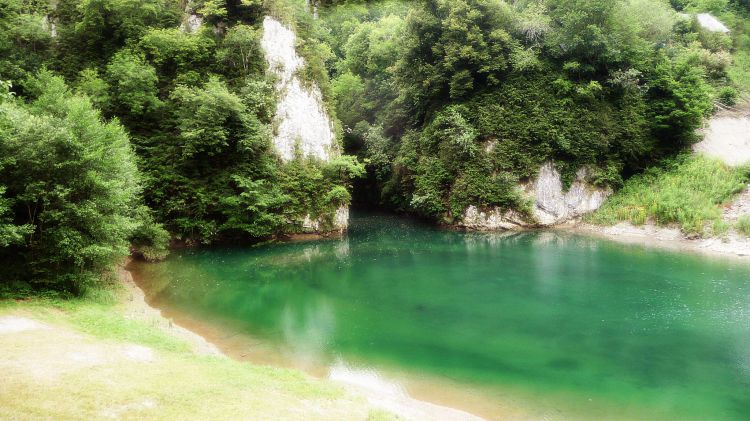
131 213 750 420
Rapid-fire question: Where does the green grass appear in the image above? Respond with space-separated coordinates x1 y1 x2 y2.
736 215 750 237
588 155 748 236
728 49 750 94
0 293 391 420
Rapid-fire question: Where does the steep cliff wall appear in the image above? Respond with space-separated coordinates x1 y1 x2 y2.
261 16 346 235
261 16 337 162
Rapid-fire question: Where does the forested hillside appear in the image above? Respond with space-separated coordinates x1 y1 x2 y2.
0 0 362 293
313 0 749 223
1 0 748 294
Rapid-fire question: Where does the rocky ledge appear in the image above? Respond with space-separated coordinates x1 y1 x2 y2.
458 162 612 231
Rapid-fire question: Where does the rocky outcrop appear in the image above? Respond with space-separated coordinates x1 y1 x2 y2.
301 206 349 235
261 16 346 235
459 206 528 231
177 0 203 33
524 162 612 226
180 14 203 33
261 16 337 162
458 162 611 231
696 13 730 33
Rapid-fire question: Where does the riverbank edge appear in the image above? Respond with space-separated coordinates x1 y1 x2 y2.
120 259 488 421
445 217 750 260
563 221 750 259
441 206 750 259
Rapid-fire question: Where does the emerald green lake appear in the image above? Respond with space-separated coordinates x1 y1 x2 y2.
132 213 750 420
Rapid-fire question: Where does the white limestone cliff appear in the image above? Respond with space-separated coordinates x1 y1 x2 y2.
261 16 337 162
696 13 730 33
525 162 612 226
261 16 346 234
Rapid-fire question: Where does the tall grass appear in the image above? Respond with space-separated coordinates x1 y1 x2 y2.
736 215 750 237
588 155 748 235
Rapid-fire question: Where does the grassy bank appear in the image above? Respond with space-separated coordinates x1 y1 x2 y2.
587 155 749 236
0 285 393 420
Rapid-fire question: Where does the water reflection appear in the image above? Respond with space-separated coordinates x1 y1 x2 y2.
280 295 335 366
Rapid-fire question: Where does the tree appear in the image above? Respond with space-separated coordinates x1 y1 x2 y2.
106 50 162 116
217 24 264 79
0 72 141 293
0 0 52 89
53 0 180 72
138 28 216 81
395 0 519 122
646 55 713 149
170 77 270 159
332 71 366 128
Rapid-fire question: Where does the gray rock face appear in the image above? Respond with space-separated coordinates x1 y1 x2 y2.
180 14 203 33
459 206 528 231
525 162 612 226
458 161 611 230
301 206 349 234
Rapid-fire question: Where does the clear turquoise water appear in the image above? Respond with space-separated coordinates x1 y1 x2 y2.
133 213 750 420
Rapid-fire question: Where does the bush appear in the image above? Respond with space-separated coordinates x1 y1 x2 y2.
129 207 170 262
717 86 739 106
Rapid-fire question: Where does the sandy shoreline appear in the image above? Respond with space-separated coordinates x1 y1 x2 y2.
118 261 224 356
122 260 490 421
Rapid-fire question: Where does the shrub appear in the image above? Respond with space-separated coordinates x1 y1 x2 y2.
717 86 739 106
736 215 750 237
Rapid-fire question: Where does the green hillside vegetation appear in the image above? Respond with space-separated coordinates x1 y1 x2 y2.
0 0 362 294
1 0 749 294
313 0 747 223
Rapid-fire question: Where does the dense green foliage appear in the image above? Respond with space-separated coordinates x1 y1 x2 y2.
317 0 747 222
0 72 144 293
1 0 748 292
589 155 748 235
0 0 361 293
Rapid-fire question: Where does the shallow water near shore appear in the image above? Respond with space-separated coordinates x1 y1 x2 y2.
131 212 750 420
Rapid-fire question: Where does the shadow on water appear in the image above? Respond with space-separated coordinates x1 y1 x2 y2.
131 211 750 420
